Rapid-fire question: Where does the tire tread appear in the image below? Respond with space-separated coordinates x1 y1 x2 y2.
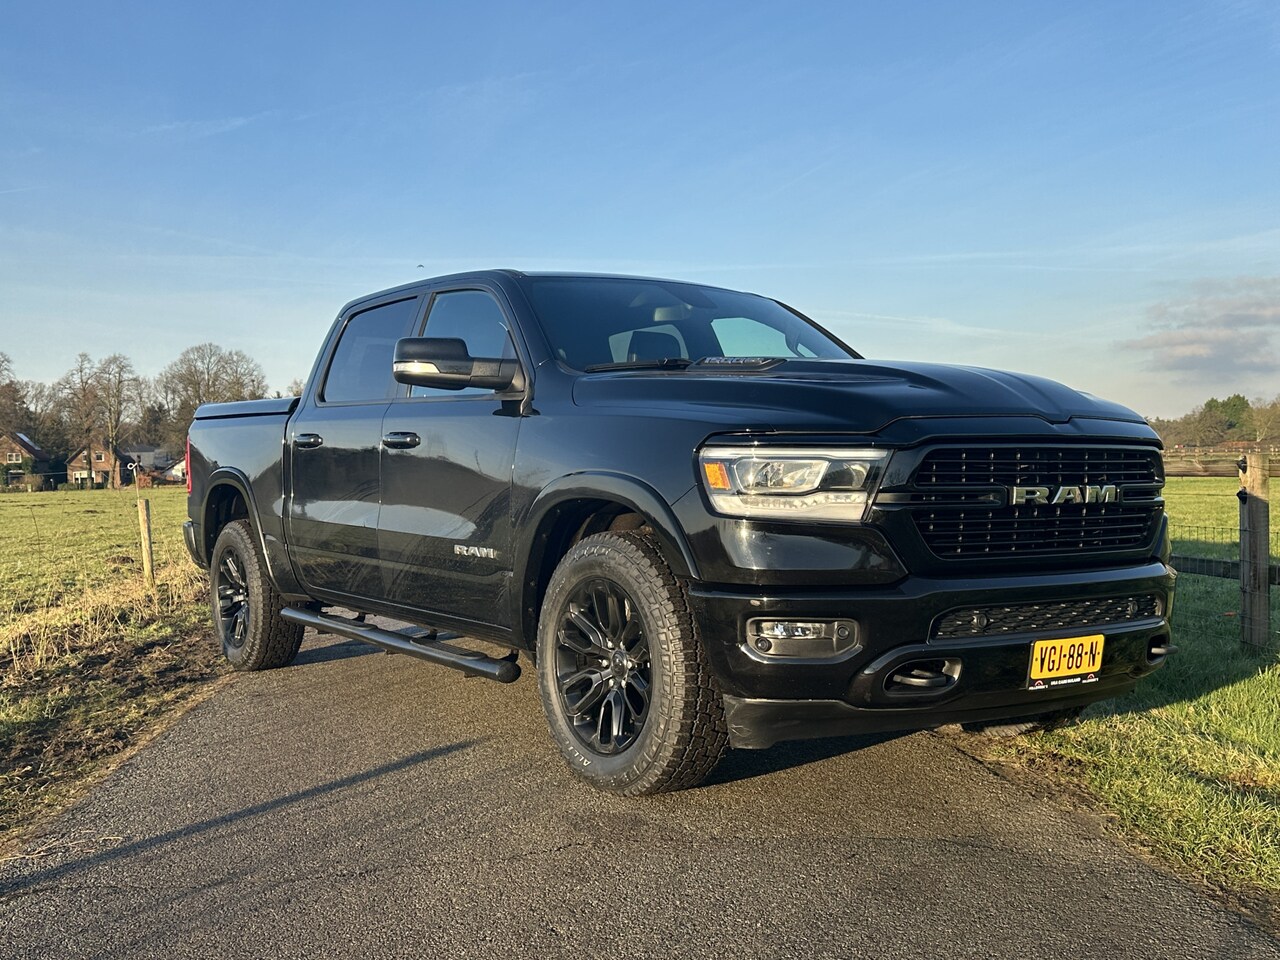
211 520 303 671
538 531 728 795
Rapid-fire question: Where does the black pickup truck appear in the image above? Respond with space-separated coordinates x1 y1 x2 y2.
185 270 1175 794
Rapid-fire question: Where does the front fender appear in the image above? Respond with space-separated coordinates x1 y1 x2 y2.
513 472 700 647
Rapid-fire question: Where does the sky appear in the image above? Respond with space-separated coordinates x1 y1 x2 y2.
1 1 1277 418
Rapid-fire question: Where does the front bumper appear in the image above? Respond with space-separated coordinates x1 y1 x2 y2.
687 560 1175 748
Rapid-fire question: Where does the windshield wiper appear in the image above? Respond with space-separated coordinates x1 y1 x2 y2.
583 357 694 372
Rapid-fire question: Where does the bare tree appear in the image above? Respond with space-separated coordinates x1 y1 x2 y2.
0 352 27 438
157 343 269 449
21 379 68 458
223 349 269 400
1251 395 1280 444
94 354 139 487
57 353 102 487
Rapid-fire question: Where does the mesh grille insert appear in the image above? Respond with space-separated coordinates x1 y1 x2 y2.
934 595 1161 640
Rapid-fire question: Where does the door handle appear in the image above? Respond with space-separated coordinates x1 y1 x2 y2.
382 431 421 449
295 433 324 449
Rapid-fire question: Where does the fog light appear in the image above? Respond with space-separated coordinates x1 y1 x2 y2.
745 618 859 660
756 620 828 640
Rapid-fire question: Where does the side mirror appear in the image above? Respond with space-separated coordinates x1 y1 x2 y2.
392 337 520 391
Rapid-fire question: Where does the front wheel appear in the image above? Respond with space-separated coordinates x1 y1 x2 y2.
536 531 727 795
210 519 303 671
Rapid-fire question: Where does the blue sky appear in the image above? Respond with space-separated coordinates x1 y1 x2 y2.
1 1 1277 417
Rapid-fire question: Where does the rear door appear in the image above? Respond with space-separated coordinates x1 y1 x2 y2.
287 294 422 601
377 286 523 627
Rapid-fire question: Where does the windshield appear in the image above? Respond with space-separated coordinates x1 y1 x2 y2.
521 277 857 371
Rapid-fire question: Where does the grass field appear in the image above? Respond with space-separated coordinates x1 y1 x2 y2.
1165 476 1279 561
0 487 195 621
0 486 220 841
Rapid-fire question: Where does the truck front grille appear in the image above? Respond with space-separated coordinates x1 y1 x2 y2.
916 446 1163 487
933 594 1161 640
908 446 1163 560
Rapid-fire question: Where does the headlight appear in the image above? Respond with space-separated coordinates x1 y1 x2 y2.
698 445 890 521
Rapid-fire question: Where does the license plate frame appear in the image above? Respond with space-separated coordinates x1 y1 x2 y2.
1027 634 1105 690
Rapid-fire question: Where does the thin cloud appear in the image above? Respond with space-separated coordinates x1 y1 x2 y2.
1123 276 1280 380
143 112 271 140
817 308 1006 339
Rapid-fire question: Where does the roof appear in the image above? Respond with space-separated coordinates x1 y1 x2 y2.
4 431 48 459
67 443 131 462
336 269 758 318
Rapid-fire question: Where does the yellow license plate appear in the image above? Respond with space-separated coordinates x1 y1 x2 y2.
1028 635 1104 689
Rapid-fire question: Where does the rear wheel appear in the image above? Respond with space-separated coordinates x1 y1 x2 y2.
536 531 727 795
210 519 303 671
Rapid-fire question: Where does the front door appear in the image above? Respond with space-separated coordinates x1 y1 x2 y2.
287 295 422 601
378 288 523 627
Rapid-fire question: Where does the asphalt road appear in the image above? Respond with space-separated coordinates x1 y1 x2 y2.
2 627 1277 960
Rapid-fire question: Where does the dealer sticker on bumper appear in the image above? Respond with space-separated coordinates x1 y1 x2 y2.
1028 635 1104 690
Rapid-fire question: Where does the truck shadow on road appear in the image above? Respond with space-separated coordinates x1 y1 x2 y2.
704 732 907 786
0 740 480 898
292 637 380 666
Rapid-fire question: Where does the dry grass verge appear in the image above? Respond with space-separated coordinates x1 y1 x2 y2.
1 488 221 848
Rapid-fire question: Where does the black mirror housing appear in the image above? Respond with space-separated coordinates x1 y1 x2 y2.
393 337 519 391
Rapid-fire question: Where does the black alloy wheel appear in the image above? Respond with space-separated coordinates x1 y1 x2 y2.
554 578 652 754
535 531 727 795
214 547 250 650
207 519 303 671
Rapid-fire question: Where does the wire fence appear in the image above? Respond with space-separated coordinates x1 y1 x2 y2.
1167 518 1278 647
1168 522 1280 579
1169 573 1262 645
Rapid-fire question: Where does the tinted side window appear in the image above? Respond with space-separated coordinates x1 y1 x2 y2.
411 290 516 398
322 298 420 403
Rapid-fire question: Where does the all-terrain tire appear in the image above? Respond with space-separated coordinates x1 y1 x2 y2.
210 519 303 671
536 531 728 795
959 705 1085 737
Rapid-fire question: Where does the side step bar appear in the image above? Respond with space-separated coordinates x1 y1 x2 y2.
280 607 521 683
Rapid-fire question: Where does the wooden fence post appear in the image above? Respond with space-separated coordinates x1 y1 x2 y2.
1238 454 1271 648
137 498 155 590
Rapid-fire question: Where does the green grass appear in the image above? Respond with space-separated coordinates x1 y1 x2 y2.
0 487 194 621
974 478 1280 907
0 486 217 843
1165 476 1279 561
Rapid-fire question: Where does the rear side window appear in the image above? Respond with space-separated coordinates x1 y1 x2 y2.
410 290 516 398
322 298 420 403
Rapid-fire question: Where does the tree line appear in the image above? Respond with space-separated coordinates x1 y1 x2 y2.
2 346 1275 479
1146 394 1280 449
0 346 303 478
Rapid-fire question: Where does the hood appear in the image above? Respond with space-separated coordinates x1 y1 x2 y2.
571 358 1145 433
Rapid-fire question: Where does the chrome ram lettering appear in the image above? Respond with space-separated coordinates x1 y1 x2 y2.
454 544 497 559
1010 485 1119 506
